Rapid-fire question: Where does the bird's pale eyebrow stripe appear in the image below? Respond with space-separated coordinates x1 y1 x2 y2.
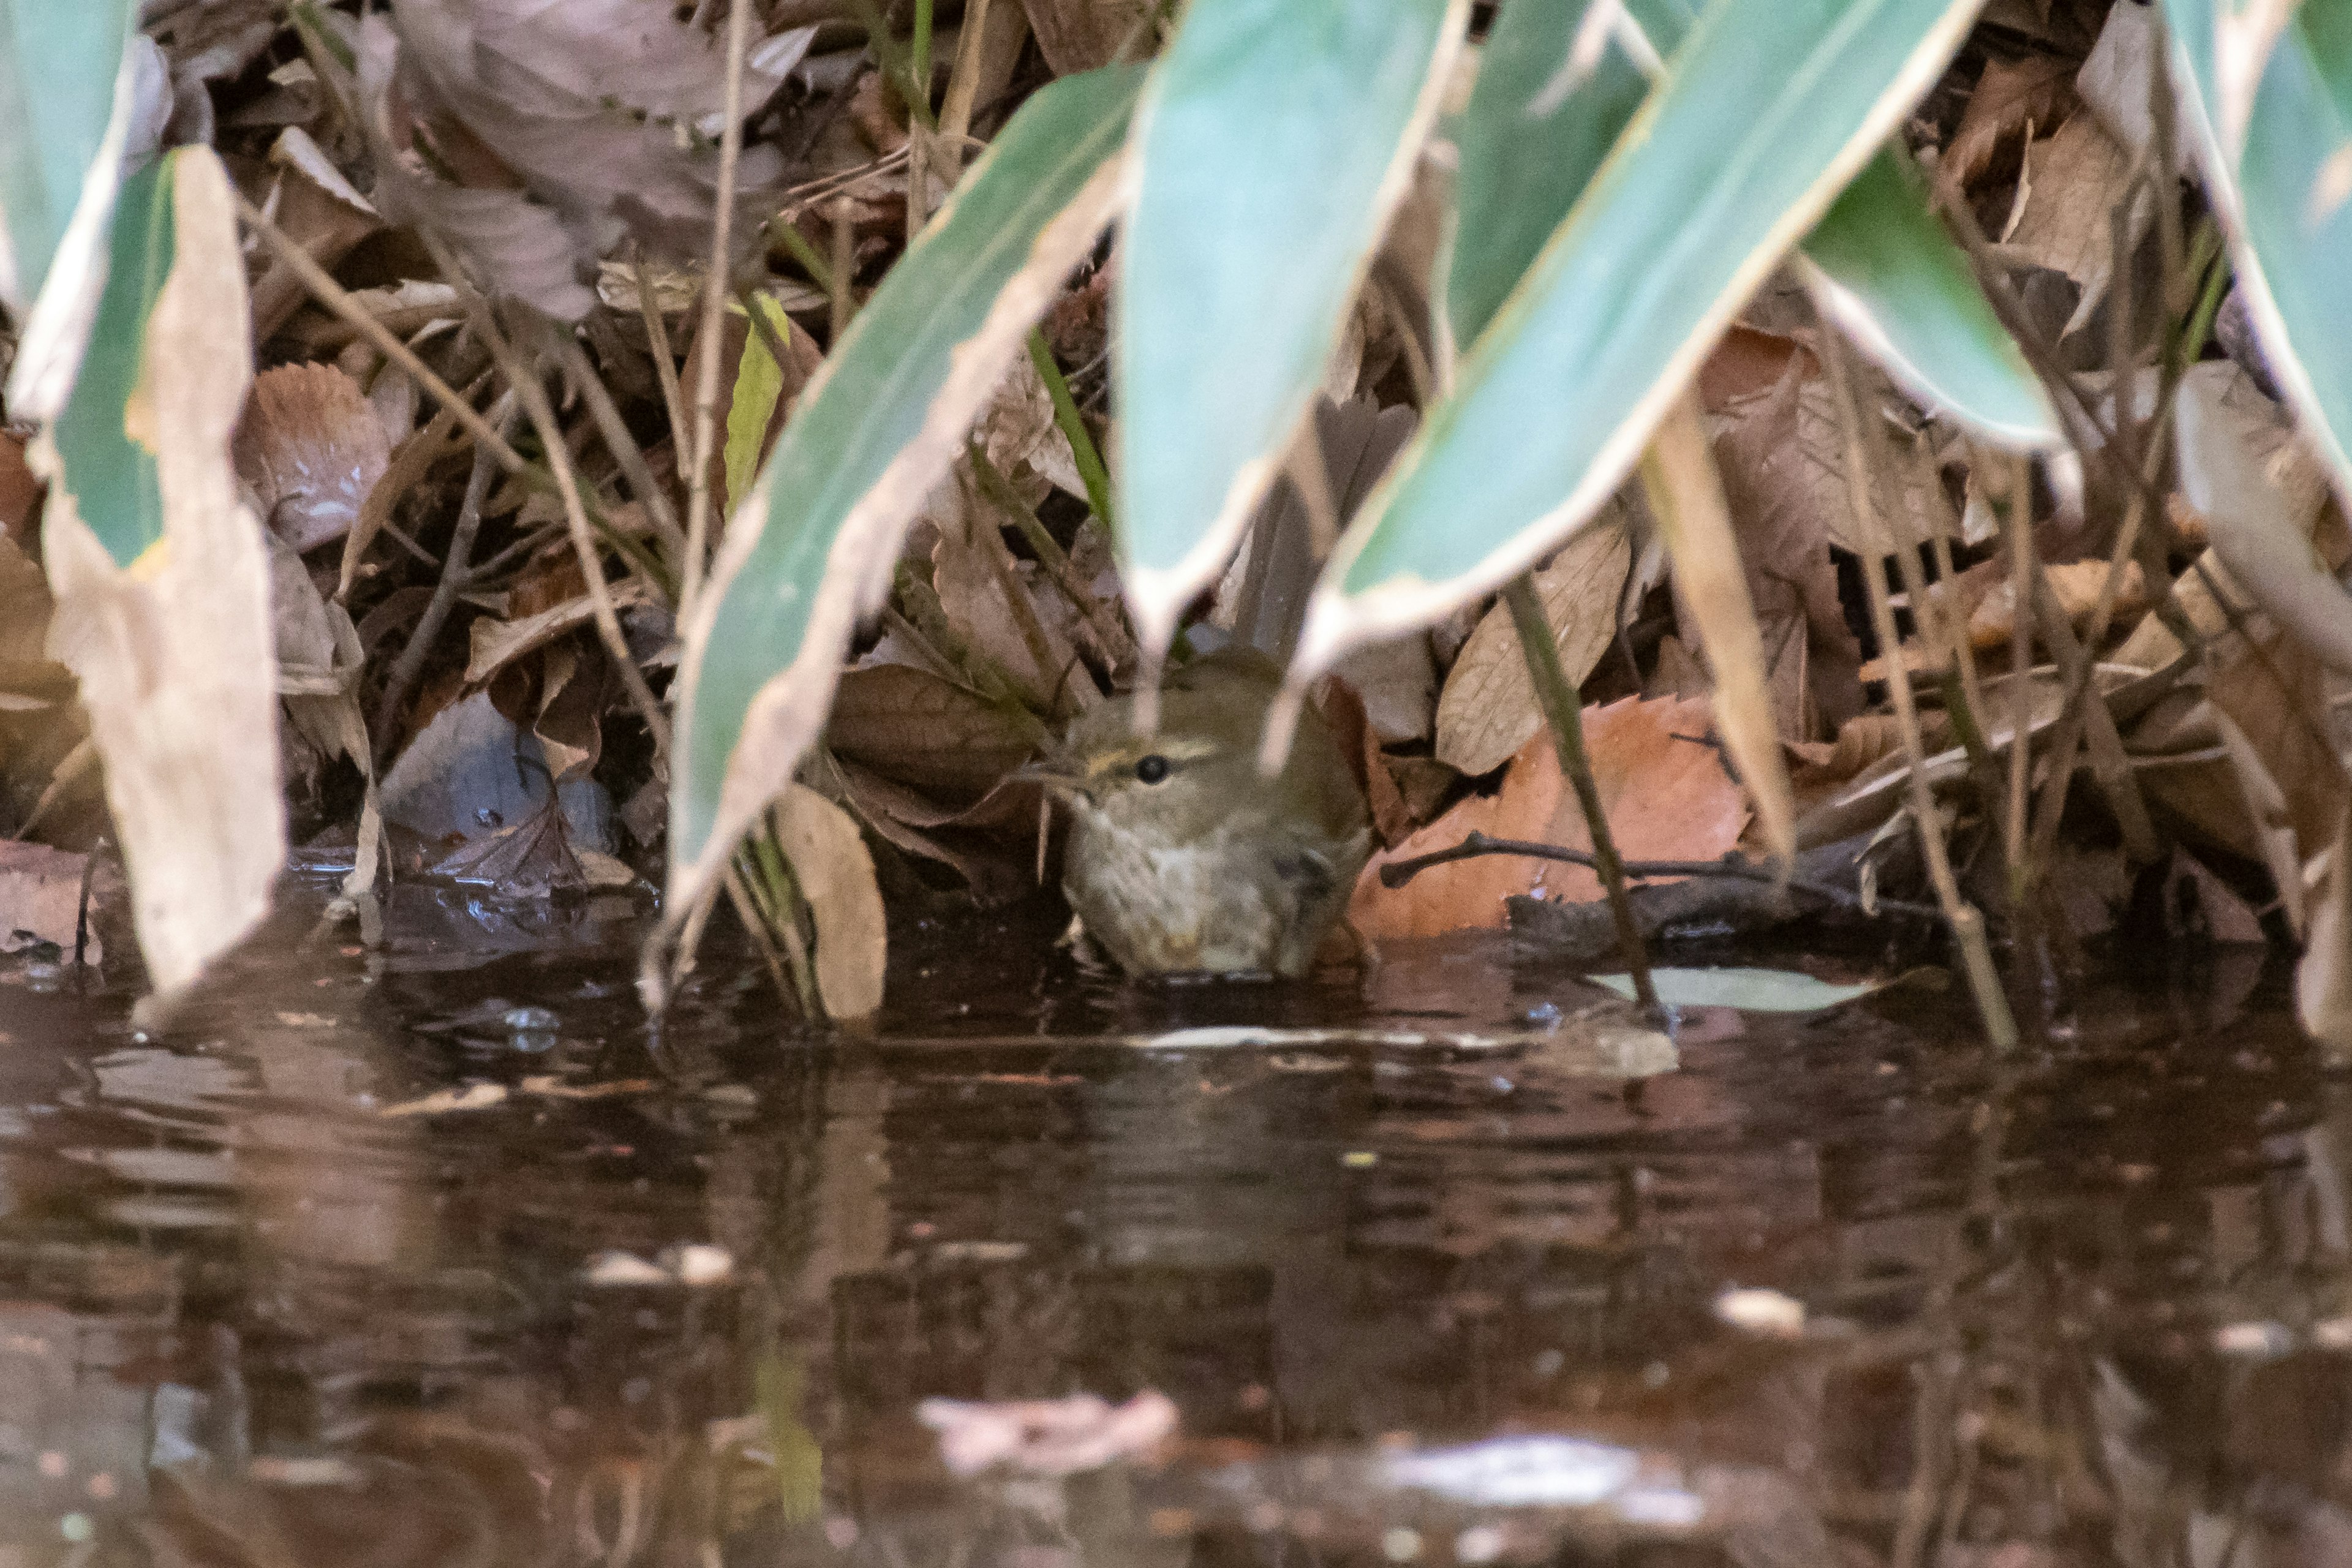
1080 735 1220 781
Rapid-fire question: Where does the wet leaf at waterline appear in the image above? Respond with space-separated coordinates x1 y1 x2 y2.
667 65 1142 929
1114 0 1464 660
1589 966 1923 1012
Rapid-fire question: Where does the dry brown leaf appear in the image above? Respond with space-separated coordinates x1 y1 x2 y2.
2005 111 2149 337
235 361 393 552
33 149 284 1001
1942 50 2081 193
365 2 809 308
466 576 649 685
0 841 96 959
1434 506 1632 777
2207 625 2352 863
1648 395 1795 863
829 662 1042 804
0 432 43 550
1707 371 1866 742
1349 693 1747 939
1698 326 1814 412
2301 807 2352 1058
533 638 607 783
930 472 1086 712
1968 557 2149 649
772 782 886 1020
1020 0 1153 75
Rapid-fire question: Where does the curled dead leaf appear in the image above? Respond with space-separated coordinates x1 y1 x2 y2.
236 361 393 552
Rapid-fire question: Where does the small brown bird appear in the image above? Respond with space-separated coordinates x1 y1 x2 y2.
1028 648 1372 978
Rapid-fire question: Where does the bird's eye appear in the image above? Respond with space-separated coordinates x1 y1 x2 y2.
1134 753 1171 785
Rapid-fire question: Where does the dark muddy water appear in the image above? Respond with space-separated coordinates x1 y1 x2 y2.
2 874 2347 1567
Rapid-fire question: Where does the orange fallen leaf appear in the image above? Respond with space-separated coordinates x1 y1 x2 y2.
1349 694 1748 938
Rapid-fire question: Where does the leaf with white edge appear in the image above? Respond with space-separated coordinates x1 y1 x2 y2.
0 0 143 420
31 148 285 1003
1292 0 1987 680
2160 0 2352 508
1589 966 1913 1012
1114 0 1465 660
1446 0 1650 350
1800 149 2062 448
665 65 1142 930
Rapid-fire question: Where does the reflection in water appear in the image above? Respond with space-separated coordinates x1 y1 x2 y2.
0 878 2345 1567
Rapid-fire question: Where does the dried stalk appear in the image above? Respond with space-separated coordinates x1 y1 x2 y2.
373 402 510 750
1503 575 1659 1014
556 335 687 567
634 253 694 461
679 0 756 627
1822 333 2018 1050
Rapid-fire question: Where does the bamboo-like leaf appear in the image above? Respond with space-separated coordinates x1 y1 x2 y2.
1626 0 2050 446
1114 0 1465 658
1294 0 1986 678
0 0 142 419
45 157 170 568
1446 0 1649 350
1800 149 2062 448
666 65 1143 922
2160 0 2352 507
30 148 284 1001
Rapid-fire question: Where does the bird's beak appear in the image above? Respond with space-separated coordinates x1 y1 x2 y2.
1009 756 1084 798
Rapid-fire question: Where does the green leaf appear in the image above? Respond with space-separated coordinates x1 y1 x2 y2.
1114 0 1463 655
0 0 137 305
1801 148 2062 448
1446 0 1651 349
0 0 141 419
2160 0 2352 503
1294 0 1985 674
667 64 1143 913
1589 966 1913 1012
47 156 171 568
29 148 284 1001
723 293 793 518
1457 2 2049 450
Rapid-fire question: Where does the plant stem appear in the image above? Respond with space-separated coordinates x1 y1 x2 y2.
1502 574 1659 1015
680 0 755 628
1820 335 2017 1050
1030 331 1116 532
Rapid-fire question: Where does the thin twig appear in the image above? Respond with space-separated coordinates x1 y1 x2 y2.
1503 576 1659 1013
680 0 755 628
373 402 510 752
512 377 673 750
556 335 687 567
967 442 1133 665
1030 332 1115 530
633 252 695 464
1822 332 2018 1050
1376 829 1944 920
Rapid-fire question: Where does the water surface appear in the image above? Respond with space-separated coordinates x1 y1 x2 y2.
1 878 2343 1567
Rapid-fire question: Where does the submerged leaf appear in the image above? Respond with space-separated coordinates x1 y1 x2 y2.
1588 965 1909 1011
